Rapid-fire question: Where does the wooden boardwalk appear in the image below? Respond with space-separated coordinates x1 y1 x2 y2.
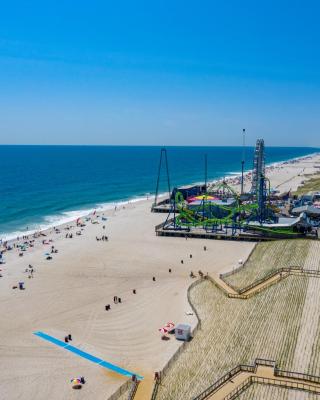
195 359 320 400
137 267 320 400
212 266 320 299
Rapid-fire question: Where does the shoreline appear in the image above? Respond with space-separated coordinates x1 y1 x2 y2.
0 194 255 400
1 151 319 242
1 153 320 400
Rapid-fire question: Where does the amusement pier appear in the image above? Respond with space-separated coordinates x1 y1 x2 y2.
152 139 320 241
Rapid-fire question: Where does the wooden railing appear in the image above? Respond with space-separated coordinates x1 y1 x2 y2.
253 376 320 394
192 365 253 400
275 369 320 384
224 376 252 400
224 375 320 400
217 267 320 300
192 358 320 400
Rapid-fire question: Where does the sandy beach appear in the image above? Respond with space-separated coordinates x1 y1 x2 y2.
224 153 320 194
0 153 319 400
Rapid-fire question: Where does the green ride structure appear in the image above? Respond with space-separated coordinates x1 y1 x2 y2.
163 176 310 239
155 140 312 240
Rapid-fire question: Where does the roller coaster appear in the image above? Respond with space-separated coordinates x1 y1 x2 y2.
166 178 303 237
154 141 311 239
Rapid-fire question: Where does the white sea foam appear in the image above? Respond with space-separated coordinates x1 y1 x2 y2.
1 152 318 242
0 192 166 242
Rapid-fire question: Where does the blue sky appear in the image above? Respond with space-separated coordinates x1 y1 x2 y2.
0 0 319 146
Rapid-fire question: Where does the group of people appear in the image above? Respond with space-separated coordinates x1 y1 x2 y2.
96 235 108 241
51 245 58 254
190 270 207 279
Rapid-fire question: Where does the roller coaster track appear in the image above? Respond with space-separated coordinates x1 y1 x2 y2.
174 191 301 237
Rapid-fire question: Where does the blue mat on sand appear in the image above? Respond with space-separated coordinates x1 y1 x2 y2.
33 331 143 380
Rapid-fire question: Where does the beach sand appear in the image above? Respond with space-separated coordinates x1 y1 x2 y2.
226 153 320 194
0 200 253 400
0 153 319 400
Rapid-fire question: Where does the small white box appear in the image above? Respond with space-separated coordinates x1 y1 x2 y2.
175 324 191 341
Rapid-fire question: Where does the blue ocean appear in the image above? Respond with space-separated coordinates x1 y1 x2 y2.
0 145 318 239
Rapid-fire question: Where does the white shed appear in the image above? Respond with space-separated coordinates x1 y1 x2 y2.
175 324 191 341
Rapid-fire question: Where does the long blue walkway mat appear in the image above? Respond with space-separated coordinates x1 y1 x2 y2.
33 331 143 380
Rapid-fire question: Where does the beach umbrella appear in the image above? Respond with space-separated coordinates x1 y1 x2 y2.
159 327 168 334
164 322 175 333
188 195 218 203
195 195 217 200
71 378 82 389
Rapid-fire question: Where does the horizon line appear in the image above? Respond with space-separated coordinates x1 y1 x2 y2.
0 144 319 149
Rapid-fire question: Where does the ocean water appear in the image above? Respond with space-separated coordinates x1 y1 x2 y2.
0 145 318 239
